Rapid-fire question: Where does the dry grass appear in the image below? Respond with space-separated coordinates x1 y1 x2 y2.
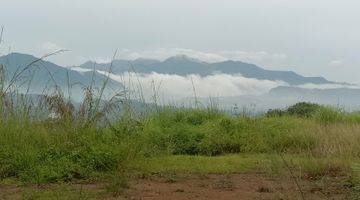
310 123 360 157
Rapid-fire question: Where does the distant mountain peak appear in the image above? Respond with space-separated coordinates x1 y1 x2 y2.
164 54 203 63
133 57 158 62
0 52 124 100
4 52 38 61
132 58 161 65
3 52 342 87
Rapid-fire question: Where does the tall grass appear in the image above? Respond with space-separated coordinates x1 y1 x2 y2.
1 53 360 196
1 87 360 184
136 108 316 156
0 51 137 184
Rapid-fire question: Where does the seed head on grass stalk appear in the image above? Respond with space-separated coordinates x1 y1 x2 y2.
78 50 127 128
0 50 68 122
3 50 68 96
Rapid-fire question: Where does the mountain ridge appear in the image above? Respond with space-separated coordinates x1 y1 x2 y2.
78 55 337 86
0 53 124 100
0 52 358 110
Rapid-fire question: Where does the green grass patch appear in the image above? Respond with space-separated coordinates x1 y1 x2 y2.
132 154 353 176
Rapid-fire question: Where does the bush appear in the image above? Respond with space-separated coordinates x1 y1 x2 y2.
286 102 321 118
266 109 286 117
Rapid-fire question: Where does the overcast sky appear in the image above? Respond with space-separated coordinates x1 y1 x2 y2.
1 0 360 82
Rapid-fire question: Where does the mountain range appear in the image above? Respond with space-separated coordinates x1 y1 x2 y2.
79 54 335 86
0 53 123 100
0 52 359 110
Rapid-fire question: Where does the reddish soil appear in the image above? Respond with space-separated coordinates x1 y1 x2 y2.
0 172 352 199
119 172 351 200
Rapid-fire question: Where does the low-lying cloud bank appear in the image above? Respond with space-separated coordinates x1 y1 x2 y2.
298 83 360 90
70 67 358 106
95 71 285 103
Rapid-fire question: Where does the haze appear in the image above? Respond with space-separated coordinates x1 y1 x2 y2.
1 0 360 82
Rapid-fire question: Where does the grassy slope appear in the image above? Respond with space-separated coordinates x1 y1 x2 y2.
1 104 360 198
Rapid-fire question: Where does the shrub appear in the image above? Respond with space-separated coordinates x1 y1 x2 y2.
286 102 321 118
266 109 286 117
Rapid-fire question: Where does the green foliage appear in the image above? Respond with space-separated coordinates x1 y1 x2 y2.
2 55 360 197
266 109 286 117
0 118 134 183
266 102 322 118
313 106 344 124
351 164 360 196
1 100 360 185
134 154 351 176
139 109 316 156
286 102 321 117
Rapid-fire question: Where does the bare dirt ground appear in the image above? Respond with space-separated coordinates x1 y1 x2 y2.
0 172 352 200
119 172 351 200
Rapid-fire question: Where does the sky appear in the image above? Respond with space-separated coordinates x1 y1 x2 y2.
1 0 360 82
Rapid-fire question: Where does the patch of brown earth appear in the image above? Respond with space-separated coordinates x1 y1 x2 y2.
0 172 352 199
119 172 351 200
0 185 21 199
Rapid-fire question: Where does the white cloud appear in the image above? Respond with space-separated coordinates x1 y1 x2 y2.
115 48 226 63
217 51 287 63
92 71 286 103
113 48 287 65
35 47 288 68
298 83 359 89
69 67 92 73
